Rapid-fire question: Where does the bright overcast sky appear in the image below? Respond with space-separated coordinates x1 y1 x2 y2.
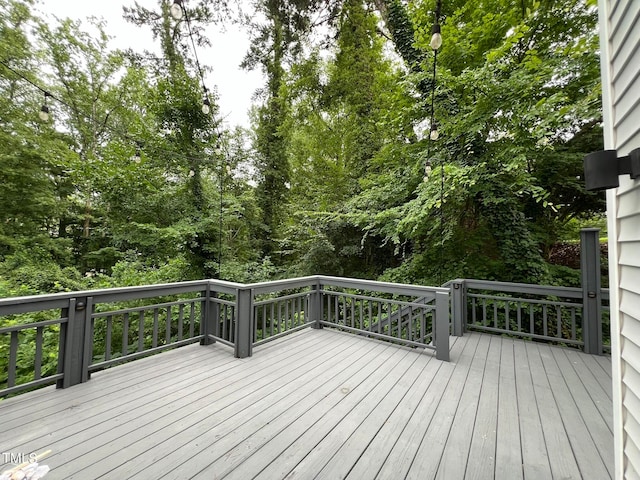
35 0 263 128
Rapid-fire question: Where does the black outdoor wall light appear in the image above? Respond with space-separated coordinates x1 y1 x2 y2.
583 148 640 191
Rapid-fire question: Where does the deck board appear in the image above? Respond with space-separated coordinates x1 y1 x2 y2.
494 338 523 480
0 329 613 479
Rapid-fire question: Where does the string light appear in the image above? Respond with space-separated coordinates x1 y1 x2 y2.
170 0 184 20
202 98 211 115
133 142 142 163
430 23 442 50
431 0 443 50
430 122 439 140
39 97 50 121
423 159 432 182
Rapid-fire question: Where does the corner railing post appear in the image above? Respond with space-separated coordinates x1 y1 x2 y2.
435 291 450 361
309 281 323 329
451 279 466 337
200 283 216 345
581 228 603 355
235 287 253 358
58 296 90 389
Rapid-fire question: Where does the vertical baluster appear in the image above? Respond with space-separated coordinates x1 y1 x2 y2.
543 304 548 338
292 297 297 327
359 301 363 330
8 331 18 387
178 304 184 341
471 297 477 324
530 304 535 334
493 301 498 329
368 300 372 331
571 307 577 341
34 326 44 380
388 302 393 336
189 302 195 338
229 305 234 343
517 302 522 332
106 315 113 360
222 304 228 340
556 305 562 339
165 307 172 345
482 298 487 326
505 301 510 331
253 305 258 343
152 309 159 348
377 301 382 334
350 297 354 328
262 303 267 340
138 311 145 352
409 307 414 340
335 295 339 324
123 313 130 356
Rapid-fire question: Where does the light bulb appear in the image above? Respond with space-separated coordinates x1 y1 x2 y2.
134 150 141 163
202 99 211 115
188 169 195 177
38 105 50 122
430 124 439 140
430 24 442 50
423 176 429 183
170 1 183 20
425 165 432 176
215 144 222 156
225 164 232 174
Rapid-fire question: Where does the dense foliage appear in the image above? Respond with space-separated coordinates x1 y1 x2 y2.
0 0 605 296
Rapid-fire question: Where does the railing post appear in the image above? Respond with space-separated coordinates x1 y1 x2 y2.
435 291 450 361
450 279 466 337
235 287 253 358
58 296 90 389
200 284 216 345
581 228 603 355
309 281 323 329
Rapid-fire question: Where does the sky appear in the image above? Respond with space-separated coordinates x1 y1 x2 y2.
35 0 263 129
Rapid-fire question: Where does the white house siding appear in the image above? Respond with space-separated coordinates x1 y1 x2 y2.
599 1 640 478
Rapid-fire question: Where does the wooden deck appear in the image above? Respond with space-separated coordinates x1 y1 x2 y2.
0 329 613 479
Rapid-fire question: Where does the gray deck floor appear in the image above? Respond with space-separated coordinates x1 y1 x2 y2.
0 329 613 479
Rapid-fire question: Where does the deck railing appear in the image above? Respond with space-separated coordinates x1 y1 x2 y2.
0 276 450 397
447 279 610 354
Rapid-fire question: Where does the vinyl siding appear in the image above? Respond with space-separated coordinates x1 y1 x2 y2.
600 0 640 478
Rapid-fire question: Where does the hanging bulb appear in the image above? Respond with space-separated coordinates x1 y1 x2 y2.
424 160 432 182
430 123 440 141
225 164 232 175
134 149 141 163
170 0 183 20
39 92 51 121
39 105 50 122
188 169 195 177
202 98 211 115
215 144 222 156
430 23 442 50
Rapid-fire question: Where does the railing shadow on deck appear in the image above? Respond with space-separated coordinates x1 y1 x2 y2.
0 276 450 398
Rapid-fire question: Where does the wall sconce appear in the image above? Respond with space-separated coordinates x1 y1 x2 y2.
583 148 640 191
